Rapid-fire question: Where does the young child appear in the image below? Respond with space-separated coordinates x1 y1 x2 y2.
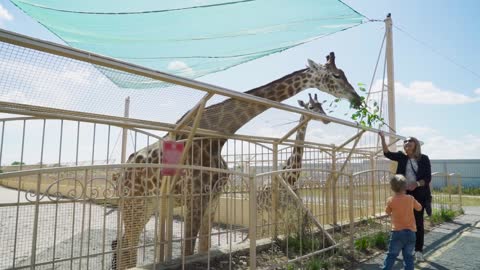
383 174 423 270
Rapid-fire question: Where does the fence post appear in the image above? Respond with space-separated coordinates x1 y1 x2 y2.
331 149 337 225
447 173 452 210
348 175 355 257
272 143 279 238
249 174 257 270
458 175 462 209
370 155 376 217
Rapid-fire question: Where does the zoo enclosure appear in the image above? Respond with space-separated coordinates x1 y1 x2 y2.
0 27 463 270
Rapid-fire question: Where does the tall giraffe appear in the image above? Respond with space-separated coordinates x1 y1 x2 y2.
113 52 361 269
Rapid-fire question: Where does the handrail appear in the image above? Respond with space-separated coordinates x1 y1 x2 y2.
0 163 248 179
352 169 392 176
255 167 352 178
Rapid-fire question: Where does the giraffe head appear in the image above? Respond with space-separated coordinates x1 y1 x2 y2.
298 93 330 124
306 52 362 108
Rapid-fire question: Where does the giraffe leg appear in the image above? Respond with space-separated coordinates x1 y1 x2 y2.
198 195 220 253
113 198 152 270
184 195 209 256
198 209 214 254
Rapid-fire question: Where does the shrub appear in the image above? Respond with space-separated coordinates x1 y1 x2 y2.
306 257 329 270
431 207 458 224
354 231 389 252
11 161 26 166
354 237 369 252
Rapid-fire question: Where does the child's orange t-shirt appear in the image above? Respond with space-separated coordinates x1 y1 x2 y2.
385 194 422 232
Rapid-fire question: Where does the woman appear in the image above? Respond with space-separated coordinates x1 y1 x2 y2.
379 132 431 262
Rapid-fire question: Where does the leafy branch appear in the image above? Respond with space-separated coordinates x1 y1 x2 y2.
351 83 385 128
323 83 386 128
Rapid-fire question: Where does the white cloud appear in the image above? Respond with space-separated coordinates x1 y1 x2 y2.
0 59 93 110
0 4 13 25
399 126 439 137
399 125 480 159
371 80 480 105
0 90 31 103
395 81 480 104
167 61 195 77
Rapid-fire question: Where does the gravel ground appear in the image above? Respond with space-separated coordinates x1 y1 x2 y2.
0 186 246 270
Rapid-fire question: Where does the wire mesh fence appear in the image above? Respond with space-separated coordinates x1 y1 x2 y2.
0 29 463 270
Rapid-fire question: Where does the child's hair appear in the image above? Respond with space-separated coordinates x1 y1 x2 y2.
390 174 407 193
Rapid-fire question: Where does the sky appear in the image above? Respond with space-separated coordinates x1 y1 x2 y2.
0 0 479 160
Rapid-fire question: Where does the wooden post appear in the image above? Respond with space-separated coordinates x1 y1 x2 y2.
169 96 209 254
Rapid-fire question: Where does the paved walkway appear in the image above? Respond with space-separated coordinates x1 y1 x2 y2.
354 206 480 270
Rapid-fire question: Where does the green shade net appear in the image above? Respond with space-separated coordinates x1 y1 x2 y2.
11 0 365 88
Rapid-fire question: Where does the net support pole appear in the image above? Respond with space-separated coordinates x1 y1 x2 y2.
385 14 396 150
121 97 130 163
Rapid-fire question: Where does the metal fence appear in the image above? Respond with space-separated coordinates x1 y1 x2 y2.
0 28 464 270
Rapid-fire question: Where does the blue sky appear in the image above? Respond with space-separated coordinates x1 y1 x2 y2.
0 0 479 159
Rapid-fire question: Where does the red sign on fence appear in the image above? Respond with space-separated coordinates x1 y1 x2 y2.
161 140 185 176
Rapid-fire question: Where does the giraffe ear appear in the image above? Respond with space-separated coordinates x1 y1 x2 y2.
307 59 321 70
298 100 306 107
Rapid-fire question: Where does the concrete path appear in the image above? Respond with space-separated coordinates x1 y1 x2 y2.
353 206 480 270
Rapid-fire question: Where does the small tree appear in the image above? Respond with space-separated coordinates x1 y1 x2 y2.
11 161 26 166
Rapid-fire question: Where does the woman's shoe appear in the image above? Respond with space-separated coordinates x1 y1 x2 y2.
415 251 425 261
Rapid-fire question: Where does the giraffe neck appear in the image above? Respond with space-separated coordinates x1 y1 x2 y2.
178 68 322 136
292 115 308 159
282 114 310 186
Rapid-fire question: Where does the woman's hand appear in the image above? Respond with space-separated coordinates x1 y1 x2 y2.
407 180 425 191
378 131 389 153
407 182 417 191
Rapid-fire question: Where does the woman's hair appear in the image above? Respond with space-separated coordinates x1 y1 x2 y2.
390 174 407 193
405 136 422 160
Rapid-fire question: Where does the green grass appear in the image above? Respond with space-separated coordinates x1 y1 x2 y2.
462 187 480 195
354 231 389 252
460 196 480 206
433 186 480 196
430 207 459 224
284 257 331 270
306 257 330 270
285 233 323 255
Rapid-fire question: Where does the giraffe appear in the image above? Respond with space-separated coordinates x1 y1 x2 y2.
255 93 328 235
113 52 361 269
283 93 329 187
